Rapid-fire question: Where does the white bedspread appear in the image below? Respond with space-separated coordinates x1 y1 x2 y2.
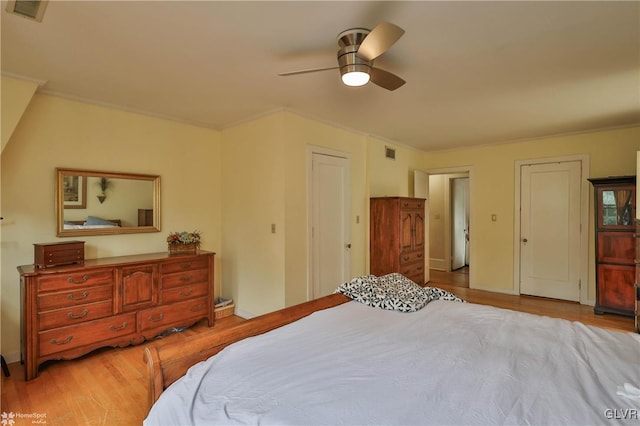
145 300 640 425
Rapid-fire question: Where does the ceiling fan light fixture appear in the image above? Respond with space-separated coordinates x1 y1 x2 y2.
342 70 370 87
339 57 371 87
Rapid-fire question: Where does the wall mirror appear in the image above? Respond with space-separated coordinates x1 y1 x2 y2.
56 168 161 237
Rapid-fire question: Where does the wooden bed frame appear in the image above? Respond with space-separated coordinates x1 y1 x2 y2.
143 293 351 411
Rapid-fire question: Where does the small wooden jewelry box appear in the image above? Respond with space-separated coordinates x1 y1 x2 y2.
34 241 85 268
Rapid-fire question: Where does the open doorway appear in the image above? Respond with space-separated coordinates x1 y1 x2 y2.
451 177 469 271
427 171 471 287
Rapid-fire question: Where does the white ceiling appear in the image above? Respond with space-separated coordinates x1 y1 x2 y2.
2 1 639 152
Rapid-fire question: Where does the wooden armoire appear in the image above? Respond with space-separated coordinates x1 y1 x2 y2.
370 197 426 284
588 176 636 317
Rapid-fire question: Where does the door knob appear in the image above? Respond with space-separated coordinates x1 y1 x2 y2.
345 243 352 249
522 238 528 243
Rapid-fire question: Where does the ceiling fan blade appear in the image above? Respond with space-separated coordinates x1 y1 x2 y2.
278 66 338 76
357 22 405 61
370 67 405 91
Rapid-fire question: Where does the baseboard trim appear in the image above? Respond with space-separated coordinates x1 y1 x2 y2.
3 351 21 365
233 307 255 319
429 258 446 271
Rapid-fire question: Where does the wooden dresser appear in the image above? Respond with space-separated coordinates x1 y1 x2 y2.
370 197 426 284
18 251 215 380
588 176 635 317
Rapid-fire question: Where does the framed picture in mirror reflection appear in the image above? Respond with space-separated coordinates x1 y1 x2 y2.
63 175 87 209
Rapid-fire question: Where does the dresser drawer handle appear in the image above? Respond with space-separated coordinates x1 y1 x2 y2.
67 309 89 319
50 335 73 345
179 263 192 270
147 314 164 322
67 291 89 300
67 275 89 284
179 275 192 282
109 322 129 331
179 289 194 297
190 303 204 312
403 256 410 261
417 253 423 258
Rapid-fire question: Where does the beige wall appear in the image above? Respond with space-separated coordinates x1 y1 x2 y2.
367 138 426 198
423 127 640 297
1 94 221 361
220 113 287 316
221 111 369 317
1 76 38 152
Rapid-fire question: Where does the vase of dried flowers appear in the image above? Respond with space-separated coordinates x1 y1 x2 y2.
167 231 201 254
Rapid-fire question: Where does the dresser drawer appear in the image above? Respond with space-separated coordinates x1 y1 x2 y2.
399 250 424 265
161 257 209 275
38 284 113 311
38 300 113 330
162 282 209 304
39 313 135 357
400 262 424 282
37 269 114 292
138 297 209 331
400 199 424 210
161 269 209 289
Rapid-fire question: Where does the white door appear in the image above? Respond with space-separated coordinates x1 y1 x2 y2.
311 153 350 298
520 161 581 301
451 177 469 270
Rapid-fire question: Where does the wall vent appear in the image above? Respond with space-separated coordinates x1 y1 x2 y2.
385 146 396 160
6 0 48 22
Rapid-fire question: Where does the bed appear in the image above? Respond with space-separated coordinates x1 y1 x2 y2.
143 274 640 425
63 217 122 229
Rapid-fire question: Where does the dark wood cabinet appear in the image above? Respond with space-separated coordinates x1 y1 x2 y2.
370 197 426 284
18 251 214 380
635 221 640 332
588 176 635 317
119 264 158 311
138 209 154 226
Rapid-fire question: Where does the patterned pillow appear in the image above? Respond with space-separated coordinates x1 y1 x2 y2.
423 285 465 303
336 273 430 312
336 273 465 312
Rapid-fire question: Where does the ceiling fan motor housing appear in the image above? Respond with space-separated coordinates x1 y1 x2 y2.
336 29 373 76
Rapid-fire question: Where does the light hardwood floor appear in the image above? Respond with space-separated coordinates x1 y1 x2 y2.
1 281 635 425
428 276 635 333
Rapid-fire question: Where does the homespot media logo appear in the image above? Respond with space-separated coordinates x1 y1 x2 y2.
1 412 47 425
604 408 639 420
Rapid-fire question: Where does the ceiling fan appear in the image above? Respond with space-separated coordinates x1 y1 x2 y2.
279 22 406 91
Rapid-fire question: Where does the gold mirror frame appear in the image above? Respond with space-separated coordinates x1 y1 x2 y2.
56 168 161 237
